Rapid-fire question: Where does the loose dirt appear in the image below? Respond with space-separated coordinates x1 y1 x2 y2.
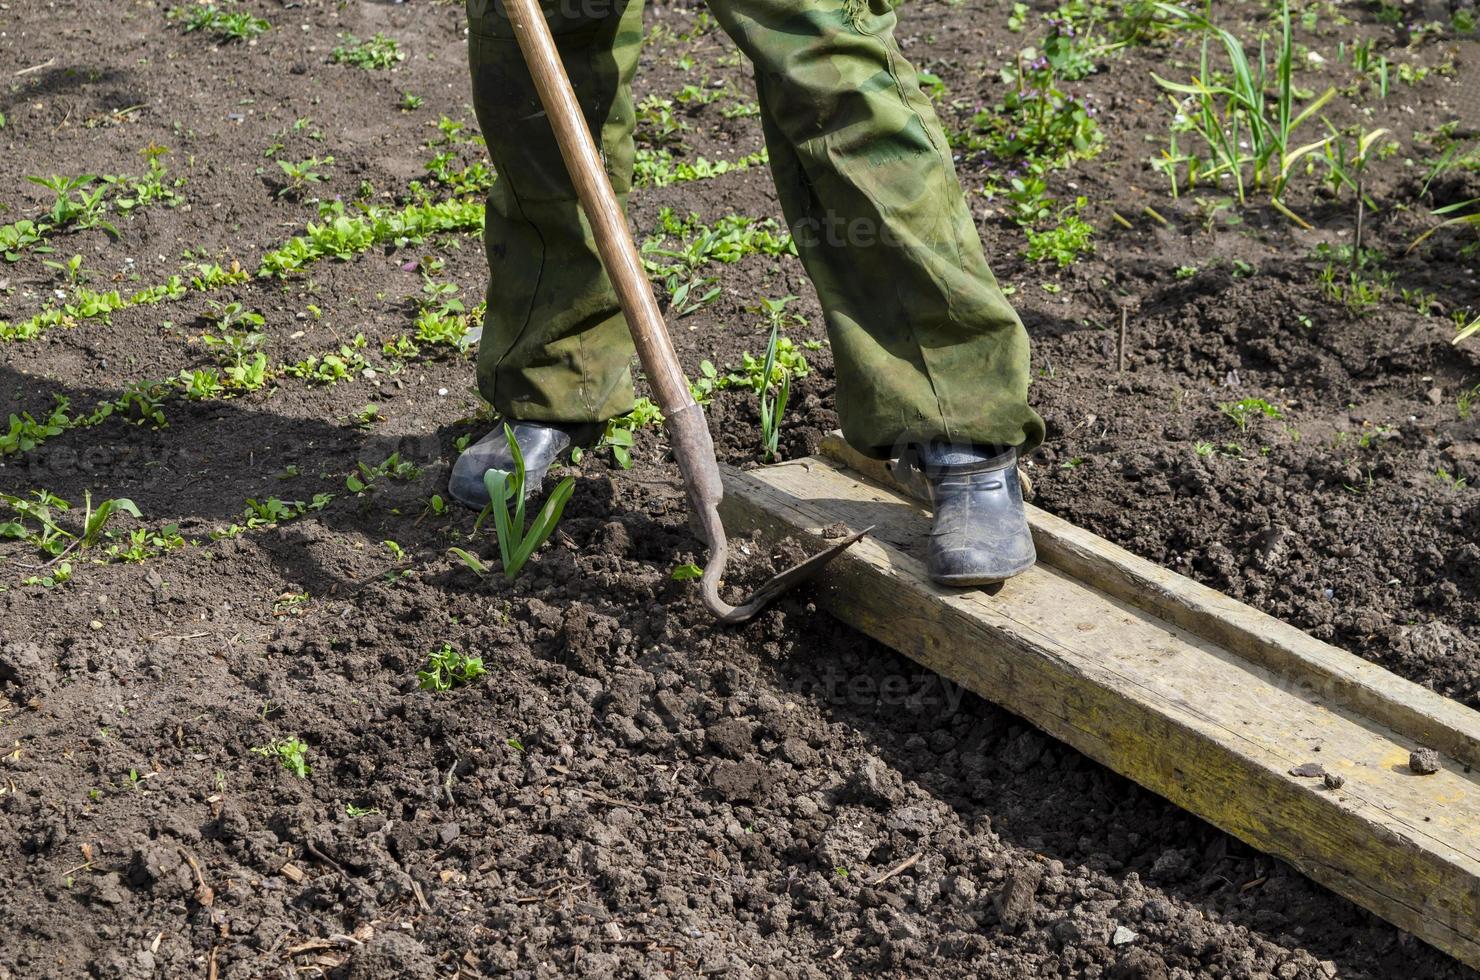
1 0 1478 977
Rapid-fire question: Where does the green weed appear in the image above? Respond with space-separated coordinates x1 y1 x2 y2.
251 737 310 778
1 399 70 456
642 208 793 275
277 157 333 199
332 33 405 70
671 562 703 581
633 148 768 188
346 451 420 494
1456 383 1479 420
1219 397 1282 431
951 53 1103 167
243 495 332 527
283 334 369 385
0 489 141 562
257 199 482 277
1024 197 1095 266
109 525 185 563
589 398 664 469
417 643 487 692
170 3 270 41
28 174 117 237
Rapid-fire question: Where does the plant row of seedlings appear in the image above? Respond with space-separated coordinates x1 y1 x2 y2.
8 0 1477 594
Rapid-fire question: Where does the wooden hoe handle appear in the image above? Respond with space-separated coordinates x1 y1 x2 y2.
502 0 866 623
502 0 695 415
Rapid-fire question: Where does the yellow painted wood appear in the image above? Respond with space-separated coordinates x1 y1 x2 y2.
718 451 1480 969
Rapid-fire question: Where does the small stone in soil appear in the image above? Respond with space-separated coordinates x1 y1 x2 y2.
1289 761 1326 778
1323 772 1345 790
1409 748 1441 775
1112 925 1139 946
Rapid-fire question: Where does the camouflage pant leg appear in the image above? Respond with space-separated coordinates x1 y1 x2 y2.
465 0 643 424
710 0 1044 455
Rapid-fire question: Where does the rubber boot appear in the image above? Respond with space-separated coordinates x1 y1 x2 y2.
447 421 593 510
915 442 1036 586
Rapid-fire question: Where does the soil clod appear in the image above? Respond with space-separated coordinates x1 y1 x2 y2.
1410 748 1443 775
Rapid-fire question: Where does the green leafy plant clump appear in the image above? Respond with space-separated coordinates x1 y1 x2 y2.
1220 397 1282 432
418 643 487 692
951 40 1104 169
332 32 405 71
251 736 310 778
257 198 483 276
1024 196 1096 266
169 2 270 42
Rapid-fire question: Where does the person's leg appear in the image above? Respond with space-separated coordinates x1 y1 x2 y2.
465 0 643 426
708 0 1045 460
711 0 1041 582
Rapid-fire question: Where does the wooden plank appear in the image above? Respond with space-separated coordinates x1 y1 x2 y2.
718 452 1480 969
817 432 1480 771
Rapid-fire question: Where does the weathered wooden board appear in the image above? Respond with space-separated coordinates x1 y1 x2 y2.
717 445 1480 969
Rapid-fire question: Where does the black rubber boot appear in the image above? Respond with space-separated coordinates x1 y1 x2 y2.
447 421 592 510
914 442 1035 586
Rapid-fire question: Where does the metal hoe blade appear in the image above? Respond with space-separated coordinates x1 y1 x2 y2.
667 404 867 624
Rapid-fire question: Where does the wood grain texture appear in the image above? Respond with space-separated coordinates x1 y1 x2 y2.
818 432 1480 771
719 453 1480 969
503 0 693 411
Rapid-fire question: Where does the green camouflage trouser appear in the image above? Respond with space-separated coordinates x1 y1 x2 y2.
466 0 1045 456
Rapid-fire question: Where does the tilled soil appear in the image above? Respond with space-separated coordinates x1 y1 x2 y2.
2 0 1479 977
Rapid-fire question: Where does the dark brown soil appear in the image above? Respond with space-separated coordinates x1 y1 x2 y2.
2 0 1479 977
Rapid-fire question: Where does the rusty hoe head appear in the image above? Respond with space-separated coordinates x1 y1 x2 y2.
664 404 867 624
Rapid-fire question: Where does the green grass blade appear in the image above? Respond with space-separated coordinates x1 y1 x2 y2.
507 476 575 578
502 423 528 533
482 469 517 574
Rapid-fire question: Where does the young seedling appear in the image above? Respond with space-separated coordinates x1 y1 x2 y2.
81 492 143 548
202 304 269 390
177 368 225 400
1 398 71 456
277 157 333 199
1 490 140 565
1219 397 1282 432
417 643 487 692
477 424 576 580
1319 128 1391 266
587 398 663 469
27 174 118 237
1150 0 1335 219
346 451 420 494
757 318 792 462
170 3 270 42
42 254 87 284
332 33 405 70
251 737 310 778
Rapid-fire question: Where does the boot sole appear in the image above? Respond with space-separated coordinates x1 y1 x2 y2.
930 557 1036 588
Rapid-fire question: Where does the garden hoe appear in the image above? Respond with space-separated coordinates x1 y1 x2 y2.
503 0 866 624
